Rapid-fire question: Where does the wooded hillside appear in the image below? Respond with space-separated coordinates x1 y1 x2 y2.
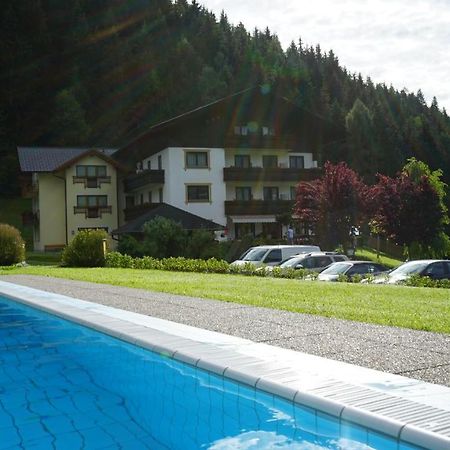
1 0 449 194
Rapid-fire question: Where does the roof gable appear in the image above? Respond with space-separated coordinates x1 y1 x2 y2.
17 147 118 172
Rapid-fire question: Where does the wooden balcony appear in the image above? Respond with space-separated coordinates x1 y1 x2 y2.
225 200 295 216
73 176 111 188
73 206 112 219
223 167 322 182
124 170 165 192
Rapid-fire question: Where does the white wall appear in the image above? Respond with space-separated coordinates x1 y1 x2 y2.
163 147 227 226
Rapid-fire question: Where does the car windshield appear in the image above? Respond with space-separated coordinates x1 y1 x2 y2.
320 262 352 275
241 248 268 261
390 261 430 276
279 257 303 268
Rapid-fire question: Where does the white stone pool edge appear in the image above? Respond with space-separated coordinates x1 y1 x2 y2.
1 280 449 450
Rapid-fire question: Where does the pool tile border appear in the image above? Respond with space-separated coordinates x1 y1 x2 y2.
1 280 449 450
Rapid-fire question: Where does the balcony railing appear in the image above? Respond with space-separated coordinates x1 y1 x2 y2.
73 176 111 188
73 206 112 219
123 202 160 221
124 170 165 192
225 200 295 216
223 167 322 182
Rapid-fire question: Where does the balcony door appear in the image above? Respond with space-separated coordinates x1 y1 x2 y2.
263 187 279 201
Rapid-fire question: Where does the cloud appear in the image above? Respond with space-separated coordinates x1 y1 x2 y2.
201 0 450 110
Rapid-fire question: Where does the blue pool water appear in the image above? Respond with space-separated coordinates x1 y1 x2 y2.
0 296 422 450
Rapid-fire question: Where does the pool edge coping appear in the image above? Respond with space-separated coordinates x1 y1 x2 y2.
1 280 449 450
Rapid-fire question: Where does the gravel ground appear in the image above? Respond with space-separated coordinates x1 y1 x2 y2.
2 274 450 387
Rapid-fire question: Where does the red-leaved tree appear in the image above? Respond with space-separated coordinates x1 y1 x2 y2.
294 162 368 250
368 172 445 257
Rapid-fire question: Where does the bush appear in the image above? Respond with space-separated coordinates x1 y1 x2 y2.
404 274 450 289
0 223 25 265
61 229 108 267
141 217 187 258
117 234 145 258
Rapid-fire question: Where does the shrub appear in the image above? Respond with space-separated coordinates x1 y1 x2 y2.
141 217 187 258
61 229 108 267
117 234 144 258
0 223 25 265
404 274 450 289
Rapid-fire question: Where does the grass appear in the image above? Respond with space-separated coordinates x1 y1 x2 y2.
355 246 404 269
25 252 61 266
1 265 449 334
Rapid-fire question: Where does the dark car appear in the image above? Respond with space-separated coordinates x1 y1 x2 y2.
318 261 389 281
374 259 450 284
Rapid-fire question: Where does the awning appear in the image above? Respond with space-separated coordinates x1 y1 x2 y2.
229 215 277 224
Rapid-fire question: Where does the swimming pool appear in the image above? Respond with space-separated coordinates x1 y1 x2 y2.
0 294 424 450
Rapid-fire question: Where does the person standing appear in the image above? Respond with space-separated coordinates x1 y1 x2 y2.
287 225 294 244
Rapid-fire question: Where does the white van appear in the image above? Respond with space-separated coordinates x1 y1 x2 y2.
231 245 321 267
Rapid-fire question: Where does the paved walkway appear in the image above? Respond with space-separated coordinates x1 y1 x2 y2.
2 275 450 387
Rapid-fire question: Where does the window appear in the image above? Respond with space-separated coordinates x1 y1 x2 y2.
185 151 208 168
263 187 279 201
289 156 305 169
290 186 297 200
125 196 135 208
235 223 255 238
77 195 107 208
76 165 107 177
262 126 275 136
76 195 108 218
263 155 278 168
234 155 251 168
236 187 252 201
347 264 369 275
75 165 108 188
186 185 210 202
158 155 162 170
425 263 446 277
263 249 282 264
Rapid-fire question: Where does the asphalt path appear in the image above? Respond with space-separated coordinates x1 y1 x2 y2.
2 274 449 387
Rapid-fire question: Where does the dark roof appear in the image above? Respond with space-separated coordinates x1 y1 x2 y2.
114 84 332 166
17 147 118 172
112 203 223 235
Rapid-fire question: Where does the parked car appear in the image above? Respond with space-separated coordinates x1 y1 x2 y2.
318 261 389 281
372 259 450 284
265 252 349 273
231 245 321 267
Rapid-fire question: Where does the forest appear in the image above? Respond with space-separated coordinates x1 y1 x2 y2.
1 0 450 195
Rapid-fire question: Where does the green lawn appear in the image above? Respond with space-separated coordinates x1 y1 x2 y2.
355 246 404 269
26 252 61 266
1 265 449 334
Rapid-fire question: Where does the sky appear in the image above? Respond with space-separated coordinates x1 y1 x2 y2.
200 0 450 111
